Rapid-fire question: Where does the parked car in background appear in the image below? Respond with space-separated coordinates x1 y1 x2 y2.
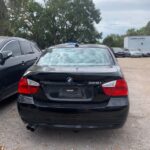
17 43 129 131
112 47 130 58
0 36 41 101
142 51 150 57
129 50 143 57
124 49 131 57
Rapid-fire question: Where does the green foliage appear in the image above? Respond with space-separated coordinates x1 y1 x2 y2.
127 22 150 36
43 0 101 45
103 34 124 47
145 22 150 34
6 0 101 48
7 0 32 36
0 0 10 35
3 0 150 49
126 28 138 36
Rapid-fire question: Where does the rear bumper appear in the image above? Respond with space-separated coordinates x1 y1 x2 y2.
17 95 129 129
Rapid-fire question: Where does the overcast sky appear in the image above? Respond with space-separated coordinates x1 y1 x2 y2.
93 0 150 38
36 0 150 38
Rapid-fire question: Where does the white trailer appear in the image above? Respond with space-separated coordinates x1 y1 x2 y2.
124 36 150 51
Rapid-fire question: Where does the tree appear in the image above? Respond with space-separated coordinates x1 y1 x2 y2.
7 0 47 48
126 22 150 36
7 0 30 36
103 34 124 47
126 28 138 36
26 1 46 48
0 0 9 35
42 0 101 46
144 21 150 35
7 0 101 48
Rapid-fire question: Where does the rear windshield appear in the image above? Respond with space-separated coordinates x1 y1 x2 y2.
37 48 113 67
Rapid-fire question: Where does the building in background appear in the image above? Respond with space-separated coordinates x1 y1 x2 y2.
124 36 150 51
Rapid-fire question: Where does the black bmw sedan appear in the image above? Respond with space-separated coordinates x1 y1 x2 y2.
0 36 41 101
17 43 129 131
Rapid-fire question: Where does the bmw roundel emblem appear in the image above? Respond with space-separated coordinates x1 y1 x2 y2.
67 77 73 83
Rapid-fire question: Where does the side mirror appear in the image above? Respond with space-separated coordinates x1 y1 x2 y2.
0 51 13 65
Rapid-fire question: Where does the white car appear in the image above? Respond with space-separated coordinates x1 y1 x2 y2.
129 50 143 57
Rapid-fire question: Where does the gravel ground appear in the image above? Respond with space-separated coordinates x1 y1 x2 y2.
0 58 150 150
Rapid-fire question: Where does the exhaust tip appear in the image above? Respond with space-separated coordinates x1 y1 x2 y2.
26 125 36 132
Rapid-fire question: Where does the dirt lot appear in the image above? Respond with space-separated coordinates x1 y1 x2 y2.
0 58 150 150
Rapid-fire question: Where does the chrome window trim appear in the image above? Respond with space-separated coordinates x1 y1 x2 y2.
1 40 18 52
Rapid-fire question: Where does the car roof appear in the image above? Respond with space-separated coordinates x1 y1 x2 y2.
0 36 30 42
50 43 108 49
0 36 34 50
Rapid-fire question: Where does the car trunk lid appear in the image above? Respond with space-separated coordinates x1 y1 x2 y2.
27 65 122 102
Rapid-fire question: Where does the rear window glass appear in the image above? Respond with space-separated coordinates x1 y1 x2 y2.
31 43 40 53
20 41 33 54
37 48 113 67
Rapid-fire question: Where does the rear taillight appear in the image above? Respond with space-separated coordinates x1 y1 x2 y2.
102 79 128 97
18 78 40 95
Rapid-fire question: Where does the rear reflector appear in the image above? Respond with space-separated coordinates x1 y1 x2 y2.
18 78 40 95
102 79 128 96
